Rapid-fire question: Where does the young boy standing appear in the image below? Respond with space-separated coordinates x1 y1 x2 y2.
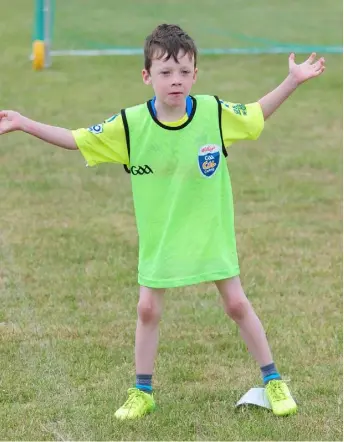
0 24 325 420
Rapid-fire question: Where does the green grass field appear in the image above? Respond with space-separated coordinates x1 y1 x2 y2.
0 1 342 440
51 0 342 51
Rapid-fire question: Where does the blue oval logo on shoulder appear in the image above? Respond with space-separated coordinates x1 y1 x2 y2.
198 144 221 178
88 124 103 134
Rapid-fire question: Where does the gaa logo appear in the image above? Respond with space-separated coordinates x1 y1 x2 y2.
198 144 221 178
129 165 153 175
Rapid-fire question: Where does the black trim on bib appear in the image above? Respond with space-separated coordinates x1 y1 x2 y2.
147 96 197 130
214 95 228 158
121 109 131 174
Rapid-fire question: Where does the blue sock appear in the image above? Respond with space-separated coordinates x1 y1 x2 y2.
136 374 153 394
261 362 282 385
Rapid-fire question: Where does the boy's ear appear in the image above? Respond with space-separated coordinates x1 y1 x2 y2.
142 69 152 85
193 67 198 83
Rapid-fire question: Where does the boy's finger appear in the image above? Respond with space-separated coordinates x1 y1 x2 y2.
288 53 296 68
314 66 326 77
314 58 325 70
307 52 317 64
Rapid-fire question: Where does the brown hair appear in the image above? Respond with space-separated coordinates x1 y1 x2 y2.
144 24 197 72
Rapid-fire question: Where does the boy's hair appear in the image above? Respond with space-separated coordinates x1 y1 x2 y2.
144 24 197 72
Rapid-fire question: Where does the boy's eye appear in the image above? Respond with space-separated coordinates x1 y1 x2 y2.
182 70 191 74
161 71 170 75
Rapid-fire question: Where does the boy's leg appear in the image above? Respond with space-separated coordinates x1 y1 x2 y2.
215 276 297 416
115 285 164 420
135 285 165 384
215 276 273 367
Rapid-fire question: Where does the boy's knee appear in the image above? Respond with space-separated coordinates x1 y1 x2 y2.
137 299 162 324
137 286 164 324
217 277 250 322
224 296 250 322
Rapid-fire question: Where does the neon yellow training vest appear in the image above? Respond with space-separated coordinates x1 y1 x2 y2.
121 95 239 288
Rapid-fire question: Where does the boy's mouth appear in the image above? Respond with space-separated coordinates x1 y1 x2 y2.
169 92 183 95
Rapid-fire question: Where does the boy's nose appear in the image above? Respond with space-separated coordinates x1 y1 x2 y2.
171 75 182 85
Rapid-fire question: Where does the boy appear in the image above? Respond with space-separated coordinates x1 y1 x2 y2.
0 24 325 420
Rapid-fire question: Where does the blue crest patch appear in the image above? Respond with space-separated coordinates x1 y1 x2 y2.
198 144 221 178
88 124 103 134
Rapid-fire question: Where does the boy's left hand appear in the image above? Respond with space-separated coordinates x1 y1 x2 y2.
289 52 326 86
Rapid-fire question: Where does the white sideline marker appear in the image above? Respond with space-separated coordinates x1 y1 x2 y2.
235 387 272 409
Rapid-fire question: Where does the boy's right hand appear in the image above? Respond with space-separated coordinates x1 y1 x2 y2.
0 110 24 134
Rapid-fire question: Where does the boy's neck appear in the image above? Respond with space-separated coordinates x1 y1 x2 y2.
154 98 187 122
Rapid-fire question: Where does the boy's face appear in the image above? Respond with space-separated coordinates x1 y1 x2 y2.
142 50 197 107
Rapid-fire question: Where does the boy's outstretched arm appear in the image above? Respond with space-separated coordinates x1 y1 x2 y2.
0 110 77 150
258 53 325 120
